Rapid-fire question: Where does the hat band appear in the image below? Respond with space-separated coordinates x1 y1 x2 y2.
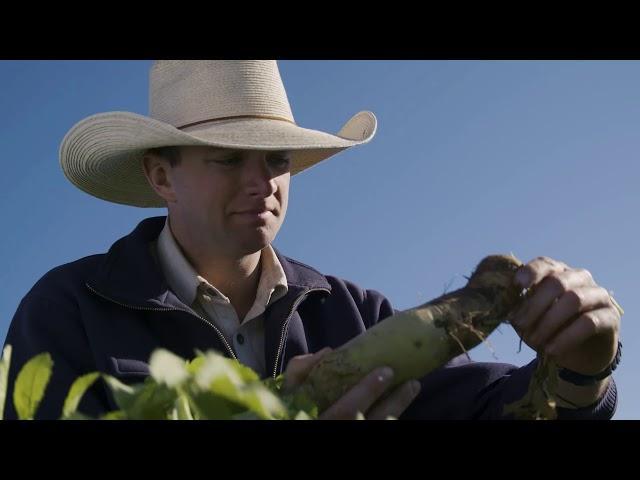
177 114 296 130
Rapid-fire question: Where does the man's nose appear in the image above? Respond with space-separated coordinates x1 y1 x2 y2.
243 157 277 197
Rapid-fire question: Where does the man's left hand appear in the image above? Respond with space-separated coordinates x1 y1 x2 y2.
510 256 621 376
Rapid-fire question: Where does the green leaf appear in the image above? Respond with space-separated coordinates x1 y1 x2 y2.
129 383 177 420
0 345 12 420
188 390 236 419
231 410 262 420
62 372 100 419
102 374 139 412
192 351 286 419
170 393 194 420
149 349 189 388
194 352 246 390
186 355 206 375
229 360 260 383
100 410 126 420
13 352 53 420
61 412 94 420
97 348 317 421
237 385 286 420
206 376 285 419
293 410 313 420
285 390 318 419
263 373 285 393
103 374 178 420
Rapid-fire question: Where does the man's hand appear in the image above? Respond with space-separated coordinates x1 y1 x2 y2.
510 256 621 378
283 348 422 420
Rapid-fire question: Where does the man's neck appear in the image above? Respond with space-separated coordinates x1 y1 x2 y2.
200 254 263 319
167 217 263 319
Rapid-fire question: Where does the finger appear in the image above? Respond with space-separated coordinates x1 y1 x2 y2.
282 347 332 392
511 268 596 334
545 307 619 357
524 286 612 349
514 256 570 290
319 367 395 420
366 380 422 420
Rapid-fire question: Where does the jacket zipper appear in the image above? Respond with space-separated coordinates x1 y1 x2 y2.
85 283 237 360
272 287 330 379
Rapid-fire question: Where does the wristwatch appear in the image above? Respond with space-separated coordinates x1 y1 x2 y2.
558 341 622 386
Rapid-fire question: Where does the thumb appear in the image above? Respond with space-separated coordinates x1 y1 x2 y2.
282 347 332 392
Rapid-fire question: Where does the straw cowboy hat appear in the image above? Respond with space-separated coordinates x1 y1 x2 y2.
59 60 377 208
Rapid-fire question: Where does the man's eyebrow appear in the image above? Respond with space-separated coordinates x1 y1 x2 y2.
268 150 291 157
203 149 291 160
203 149 240 159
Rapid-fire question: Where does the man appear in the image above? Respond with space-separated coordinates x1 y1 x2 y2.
2 61 621 419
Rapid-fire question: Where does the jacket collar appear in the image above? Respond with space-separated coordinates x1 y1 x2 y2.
87 216 332 309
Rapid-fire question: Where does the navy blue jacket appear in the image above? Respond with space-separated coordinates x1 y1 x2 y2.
2 216 617 419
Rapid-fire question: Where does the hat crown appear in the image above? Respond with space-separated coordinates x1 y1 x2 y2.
149 60 295 128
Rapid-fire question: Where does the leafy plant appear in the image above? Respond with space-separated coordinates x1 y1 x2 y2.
0 346 318 420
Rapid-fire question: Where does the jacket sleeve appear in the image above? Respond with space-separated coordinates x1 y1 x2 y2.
2 292 111 420
361 287 618 420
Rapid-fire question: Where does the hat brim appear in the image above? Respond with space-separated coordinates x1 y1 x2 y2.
59 111 377 207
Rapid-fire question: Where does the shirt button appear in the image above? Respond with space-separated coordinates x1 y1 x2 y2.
236 333 245 345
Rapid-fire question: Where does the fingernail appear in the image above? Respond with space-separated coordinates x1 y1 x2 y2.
378 367 394 382
411 380 422 396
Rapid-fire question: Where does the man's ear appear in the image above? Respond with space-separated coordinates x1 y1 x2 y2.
142 154 177 204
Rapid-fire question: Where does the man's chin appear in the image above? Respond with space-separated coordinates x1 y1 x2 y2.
235 233 274 256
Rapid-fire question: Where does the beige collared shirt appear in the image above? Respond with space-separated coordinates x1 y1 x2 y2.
154 217 288 377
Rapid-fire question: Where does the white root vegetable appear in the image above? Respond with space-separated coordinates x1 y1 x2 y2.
298 254 525 412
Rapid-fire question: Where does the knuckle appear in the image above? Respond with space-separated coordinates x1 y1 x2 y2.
566 289 585 312
521 264 534 274
519 265 534 282
286 355 305 369
541 256 560 267
547 273 569 295
578 268 595 284
581 311 601 335
599 287 614 306
285 353 315 374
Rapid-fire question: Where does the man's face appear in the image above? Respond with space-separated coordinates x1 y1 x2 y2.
166 146 291 257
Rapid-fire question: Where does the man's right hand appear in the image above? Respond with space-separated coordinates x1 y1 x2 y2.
282 347 422 420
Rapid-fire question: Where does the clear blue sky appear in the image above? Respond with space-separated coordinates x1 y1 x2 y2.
1 60 637 419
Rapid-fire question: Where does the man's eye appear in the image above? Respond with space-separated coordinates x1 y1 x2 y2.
270 156 291 168
215 157 242 166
